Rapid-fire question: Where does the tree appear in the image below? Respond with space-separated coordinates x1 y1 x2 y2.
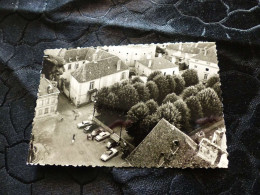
145 99 158 114
110 82 122 94
194 83 206 92
181 69 199 87
126 102 150 145
146 81 159 101
173 99 191 133
166 75 176 93
162 93 179 104
206 74 220 88
197 88 223 117
153 74 170 103
131 76 144 84
172 75 185 95
118 84 139 112
212 82 222 99
127 102 149 123
140 113 160 134
181 86 198 100
185 95 203 122
106 92 119 110
95 87 110 113
147 71 162 81
133 82 150 102
155 102 182 129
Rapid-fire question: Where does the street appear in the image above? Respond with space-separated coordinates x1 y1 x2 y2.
31 94 129 167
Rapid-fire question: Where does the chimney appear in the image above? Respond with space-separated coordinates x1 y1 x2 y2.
148 59 152 68
204 47 207 56
93 53 98 63
178 43 182 51
117 60 121 71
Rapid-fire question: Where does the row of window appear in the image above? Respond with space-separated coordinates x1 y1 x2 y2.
67 63 79 70
38 98 56 106
37 106 55 116
88 72 126 90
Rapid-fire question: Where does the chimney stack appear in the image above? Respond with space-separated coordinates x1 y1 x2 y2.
117 60 121 71
148 59 152 68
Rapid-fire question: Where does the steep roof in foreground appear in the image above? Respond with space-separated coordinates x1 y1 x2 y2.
71 53 128 83
137 57 178 70
127 119 211 168
192 45 218 64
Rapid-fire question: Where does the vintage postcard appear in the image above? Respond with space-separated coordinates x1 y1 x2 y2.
28 42 228 168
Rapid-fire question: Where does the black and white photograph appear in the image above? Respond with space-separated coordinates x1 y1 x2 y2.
28 42 228 168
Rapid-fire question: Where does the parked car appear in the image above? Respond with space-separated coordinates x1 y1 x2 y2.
91 127 104 137
83 126 92 134
95 132 110 142
77 120 93 129
100 148 118 162
106 139 119 149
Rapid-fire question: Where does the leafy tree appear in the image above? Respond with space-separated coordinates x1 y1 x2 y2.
126 102 150 145
95 87 110 113
194 83 206 92
118 84 139 112
179 62 189 71
197 88 223 117
145 81 159 101
173 99 191 133
181 86 198 100
145 99 159 114
127 102 149 123
140 113 160 134
172 75 185 95
185 95 203 122
131 76 144 84
212 82 222 99
147 71 162 81
153 74 170 103
166 75 176 93
133 82 150 102
162 93 179 104
206 74 220 88
181 69 199 87
106 92 119 110
110 82 122 94
155 102 182 129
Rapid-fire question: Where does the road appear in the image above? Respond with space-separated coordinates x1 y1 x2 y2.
31 94 130 167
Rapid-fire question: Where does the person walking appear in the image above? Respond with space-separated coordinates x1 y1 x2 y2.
72 134 76 144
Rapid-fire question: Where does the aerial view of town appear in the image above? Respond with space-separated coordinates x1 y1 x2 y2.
28 42 228 168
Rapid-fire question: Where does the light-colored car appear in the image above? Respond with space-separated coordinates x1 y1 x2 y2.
77 120 93 129
95 131 110 142
106 139 119 149
91 127 104 137
100 148 118 162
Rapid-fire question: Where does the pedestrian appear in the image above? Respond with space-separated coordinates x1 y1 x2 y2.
72 134 75 144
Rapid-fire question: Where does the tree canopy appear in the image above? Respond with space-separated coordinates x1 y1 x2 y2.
118 84 139 112
172 75 185 95
181 69 199 87
166 75 176 93
185 95 203 122
147 71 162 81
181 86 199 100
145 81 159 101
153 74 170 103
206 74 220 88
133 82 150 102
173 99 191 133
131 76 144 84
145 99 159 115
162 93 179 104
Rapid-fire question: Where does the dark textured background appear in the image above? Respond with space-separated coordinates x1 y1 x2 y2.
0 0 259 194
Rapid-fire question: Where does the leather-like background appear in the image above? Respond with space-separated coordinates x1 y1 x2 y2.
0 1 259 194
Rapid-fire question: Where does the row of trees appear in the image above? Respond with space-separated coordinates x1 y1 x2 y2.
95 69 223 145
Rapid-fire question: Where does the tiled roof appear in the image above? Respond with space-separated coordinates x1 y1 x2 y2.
71 55 128 83
137 57 178 70
38 77 59 96
191 45 218 64
166 43 200 54
126 119 210 168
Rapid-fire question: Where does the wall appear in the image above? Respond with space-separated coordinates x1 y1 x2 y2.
35 93 59 118
135 62 179 76
188 59 219 80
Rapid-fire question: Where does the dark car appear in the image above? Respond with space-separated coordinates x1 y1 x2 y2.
106 139 120 149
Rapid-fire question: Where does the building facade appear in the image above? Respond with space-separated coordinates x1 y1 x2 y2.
35 75 60 118
135 57 179 76
188 45 219 81
70 55 129 106
107 44 157 67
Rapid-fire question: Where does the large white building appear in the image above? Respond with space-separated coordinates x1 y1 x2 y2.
188 45 219 81
107 44 157 67
135 57 179 77
69 54 129 106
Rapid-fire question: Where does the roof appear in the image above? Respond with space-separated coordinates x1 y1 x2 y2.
71 55 128 83
167 43 200 54
38 77 59 96
137 57 178 70
126 119 211 168
192 45 218 64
